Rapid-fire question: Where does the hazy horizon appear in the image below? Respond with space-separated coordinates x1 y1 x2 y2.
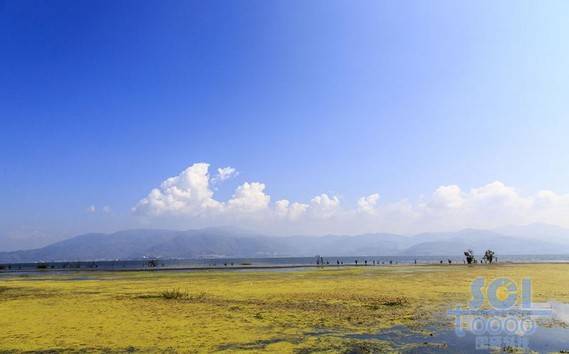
3 222 569 253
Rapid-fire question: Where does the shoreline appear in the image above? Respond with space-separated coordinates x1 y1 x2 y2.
2 260 569 275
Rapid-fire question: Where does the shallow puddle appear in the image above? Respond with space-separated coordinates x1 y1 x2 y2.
350 323 569 353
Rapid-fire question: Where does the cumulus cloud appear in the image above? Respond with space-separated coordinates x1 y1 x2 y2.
133 163 222 217
309 194 340 219
227 182 270 213
357 193 380 214
133 163 569 235
275 200 308 220
431 185 463 209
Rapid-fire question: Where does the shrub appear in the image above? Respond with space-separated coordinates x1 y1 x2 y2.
158 289 207 301
160 289 189 300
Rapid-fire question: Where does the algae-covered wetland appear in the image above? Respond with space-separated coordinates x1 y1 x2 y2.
1 263 569 353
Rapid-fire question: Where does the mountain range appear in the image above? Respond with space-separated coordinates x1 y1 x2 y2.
1 224 569 263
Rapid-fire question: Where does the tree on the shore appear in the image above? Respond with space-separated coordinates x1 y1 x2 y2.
483 249 495 264
464 249 475 264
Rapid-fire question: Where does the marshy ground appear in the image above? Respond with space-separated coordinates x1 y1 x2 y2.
1 264 569 353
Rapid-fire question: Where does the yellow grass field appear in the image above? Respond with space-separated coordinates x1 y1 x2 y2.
1 264 568 353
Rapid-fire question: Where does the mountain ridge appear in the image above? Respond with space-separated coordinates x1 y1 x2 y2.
1 224 569 262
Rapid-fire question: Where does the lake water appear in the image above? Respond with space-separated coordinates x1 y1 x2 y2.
2 254 569 273
349 323 569 353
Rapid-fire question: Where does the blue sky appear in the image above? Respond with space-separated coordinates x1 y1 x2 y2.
1 1 569 248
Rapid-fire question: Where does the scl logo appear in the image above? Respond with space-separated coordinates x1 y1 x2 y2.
469 277 532 310
449 276 552 350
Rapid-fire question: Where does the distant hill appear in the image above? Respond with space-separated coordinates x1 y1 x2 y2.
1 224 569 262
402 229 563 256
494 223 569 246
0 228 293 263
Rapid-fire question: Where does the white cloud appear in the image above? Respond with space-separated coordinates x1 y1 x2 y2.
275 200 309 220
133 163 222 216
227 182 270 213
431 185 463 209
133 162 569 235
212 166 238 183
357 193 380 214
87 205 96 213
309 194 340 219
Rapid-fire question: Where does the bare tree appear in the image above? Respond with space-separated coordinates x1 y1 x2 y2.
464 249 475 264
483 249 495 264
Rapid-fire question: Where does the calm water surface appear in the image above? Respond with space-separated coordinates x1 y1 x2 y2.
2 254 569 273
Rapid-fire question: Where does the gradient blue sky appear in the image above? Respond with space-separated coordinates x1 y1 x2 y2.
1 1 569 248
